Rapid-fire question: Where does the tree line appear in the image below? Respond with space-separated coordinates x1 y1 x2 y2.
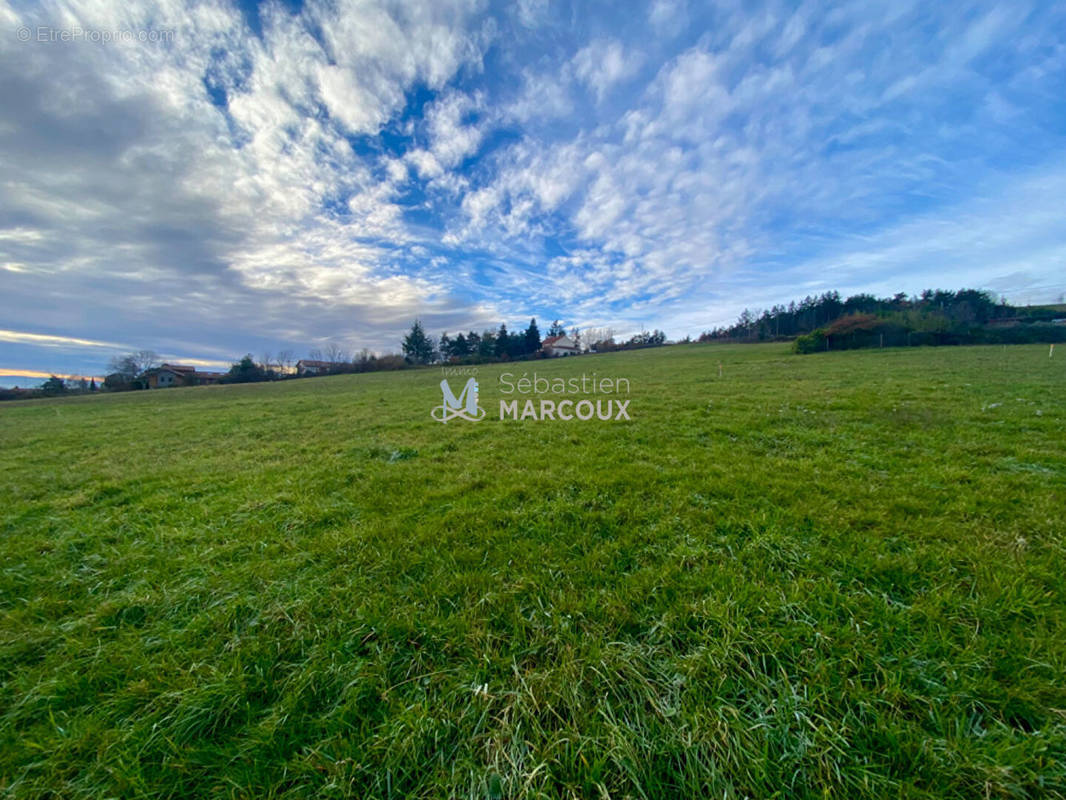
403 318 551 364
700 289 1009 341
403 318 667 365
699 288 1066 352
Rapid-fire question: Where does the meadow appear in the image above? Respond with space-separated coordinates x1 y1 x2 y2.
1 342 1064 799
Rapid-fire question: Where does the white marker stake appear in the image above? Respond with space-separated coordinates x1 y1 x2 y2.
1051 344 1055 359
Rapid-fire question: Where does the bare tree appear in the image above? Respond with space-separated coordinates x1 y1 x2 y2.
324 343 350 365
133 350 161 373
352 348 371 371
582 327 615 351
308 348 324 362
107 349 160 378
276 349 295 374
258 352 274 372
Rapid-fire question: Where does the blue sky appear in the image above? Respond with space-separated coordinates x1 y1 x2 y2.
1 0 1065 384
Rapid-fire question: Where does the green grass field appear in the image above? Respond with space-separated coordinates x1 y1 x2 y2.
2 343 1064 798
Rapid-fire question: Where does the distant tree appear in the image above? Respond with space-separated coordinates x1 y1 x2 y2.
524 318 541 355
89 377 97 392
351 348 370 372
402 320 435 365
494 324 509 358
41 375 67 396
438 333 453 362
276 350 295 374
547 319 565 337
324 343 349 367
625 329 667 348
570 327 581 351
584 327 615 351
107 350 160 380
223 354 266 383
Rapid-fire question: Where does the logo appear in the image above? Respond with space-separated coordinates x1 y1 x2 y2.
432 377 485 423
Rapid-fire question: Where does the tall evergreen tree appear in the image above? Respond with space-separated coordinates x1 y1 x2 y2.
401 319 435 365
494 324 509 358
524 318 541 354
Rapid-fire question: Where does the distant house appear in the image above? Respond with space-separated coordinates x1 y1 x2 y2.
146 364 194 389
146 364 224 388
296 359 344 376
541 335 580 357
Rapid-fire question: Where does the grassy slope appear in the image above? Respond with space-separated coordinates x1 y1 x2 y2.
1 343 1064 799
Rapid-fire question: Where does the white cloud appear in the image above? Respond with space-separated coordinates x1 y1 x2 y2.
516 0 547 28
572 38 642 101
505 69 573 124
648 0 687 36
406 148 445 179
425 90 485 167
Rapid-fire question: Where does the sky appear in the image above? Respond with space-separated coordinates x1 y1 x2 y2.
1 0 1065 384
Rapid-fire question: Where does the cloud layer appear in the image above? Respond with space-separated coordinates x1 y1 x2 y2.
1 0 1064 380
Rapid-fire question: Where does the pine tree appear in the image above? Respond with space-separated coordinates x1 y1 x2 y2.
524 318 541 355
401 320 435 365
495 324 509 358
